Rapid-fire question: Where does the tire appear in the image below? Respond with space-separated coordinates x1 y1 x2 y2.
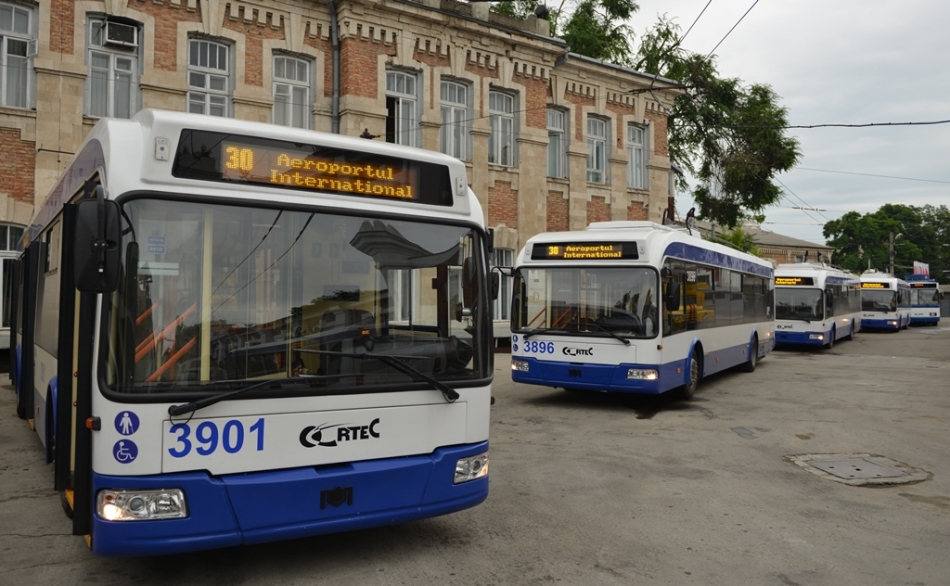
844 320 854 341
680 350 701 400
741 336 758 373
824 326 835 349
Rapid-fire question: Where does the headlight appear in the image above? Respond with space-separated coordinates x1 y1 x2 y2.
454 452 489 484
511 360 529 372
626 368 658 380
97 489 187 521
809 334 823 340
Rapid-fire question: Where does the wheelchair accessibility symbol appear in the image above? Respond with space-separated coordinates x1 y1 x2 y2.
113 440 138 464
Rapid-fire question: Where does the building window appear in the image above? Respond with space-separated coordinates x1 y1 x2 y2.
627 124 648 189
86 18 140 119
187 39 230 117
587 116 608 184
547 107 568 178
492 249 514 321
489 90 516 166
273 55 310 129
440 80 470 160
0 2 32 109
386 70 419 147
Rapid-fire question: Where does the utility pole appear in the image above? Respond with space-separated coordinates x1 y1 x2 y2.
889 232 902 276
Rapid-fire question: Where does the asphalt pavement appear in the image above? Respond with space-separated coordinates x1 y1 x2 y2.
1 325 948 585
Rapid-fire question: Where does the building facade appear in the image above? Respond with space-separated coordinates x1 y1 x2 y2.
0 0 681 336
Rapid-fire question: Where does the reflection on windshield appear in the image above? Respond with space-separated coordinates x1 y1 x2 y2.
107 200 488 394
861 290 897 313
512 267 659 338
776 288 823 321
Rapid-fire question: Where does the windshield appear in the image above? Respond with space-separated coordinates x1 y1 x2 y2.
910 288 939 305
861 289 897 312
105 199 490 395
776 288 824 321
511 267 659 338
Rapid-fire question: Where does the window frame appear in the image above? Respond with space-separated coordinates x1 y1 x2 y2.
587 116 608 184
272 54 312 129
488 89 516 167
187 38 231 118
85 17 140 119
439 79 471 161
0 2 33 109
386 69 420 147
626 123 648 189
547 107 568 179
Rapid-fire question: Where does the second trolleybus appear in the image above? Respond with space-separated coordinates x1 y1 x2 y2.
773 262 862 348
859 270 911 331
509 222 775 399
12 109 494 556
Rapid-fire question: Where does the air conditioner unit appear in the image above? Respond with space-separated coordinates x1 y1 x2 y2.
104 22 137 48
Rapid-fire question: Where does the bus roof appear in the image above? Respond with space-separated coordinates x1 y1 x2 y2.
519 221 773 277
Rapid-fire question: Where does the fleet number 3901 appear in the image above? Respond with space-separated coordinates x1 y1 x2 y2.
168 418 265 458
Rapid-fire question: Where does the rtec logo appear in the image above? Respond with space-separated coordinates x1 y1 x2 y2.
299 418 381 448
562 346 594 357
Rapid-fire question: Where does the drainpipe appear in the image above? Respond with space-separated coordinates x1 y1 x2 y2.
325 0 340 133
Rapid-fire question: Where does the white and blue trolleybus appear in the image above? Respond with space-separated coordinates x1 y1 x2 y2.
509 222 775 399
773 263 862 348
859 270 911 331
12 110 493 556
905 274 941 326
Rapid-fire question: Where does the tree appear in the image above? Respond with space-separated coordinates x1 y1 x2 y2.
633 17 801 228
823 204 948 282
490 5 801 228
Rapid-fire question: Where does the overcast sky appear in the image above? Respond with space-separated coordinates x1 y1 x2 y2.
629 0 950 244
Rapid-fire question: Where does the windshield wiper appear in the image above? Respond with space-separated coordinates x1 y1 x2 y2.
582 321 631 346
523 326 573 340
297 349 459 403
168 377 301 417
777 315 813 323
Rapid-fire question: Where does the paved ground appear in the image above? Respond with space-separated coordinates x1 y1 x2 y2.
1 326 948 585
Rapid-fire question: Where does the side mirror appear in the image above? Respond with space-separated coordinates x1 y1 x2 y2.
825 290 834 309
74 189 121 293
665 282 681 312
490 271 500 300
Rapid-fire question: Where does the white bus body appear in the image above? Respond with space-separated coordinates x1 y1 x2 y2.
859 271 911 331
13 110 493 556
509 222 775 398
905 275 941 326
774 263 862 348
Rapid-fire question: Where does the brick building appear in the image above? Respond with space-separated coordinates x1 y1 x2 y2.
0 0 681 336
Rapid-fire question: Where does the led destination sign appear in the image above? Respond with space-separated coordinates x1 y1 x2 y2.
172 130 454 206
860 282 890 289
531 242 639 261
775 277 815 286
909 282 936 288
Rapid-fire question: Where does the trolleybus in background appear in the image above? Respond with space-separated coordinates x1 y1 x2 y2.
509 222 775 400
859 270 911 331
12 109 493 556
773 263 862 348
905 274 941 326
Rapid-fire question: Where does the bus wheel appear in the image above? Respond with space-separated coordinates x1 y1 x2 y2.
681 350 701 400
824 326 835 349
741 336 758 373
844 320 855 341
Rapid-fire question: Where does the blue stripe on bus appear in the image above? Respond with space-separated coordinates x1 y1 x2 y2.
662 242 773 278
512 339 755 395
90 441 489 556
775 329 831 346
860 318 901 331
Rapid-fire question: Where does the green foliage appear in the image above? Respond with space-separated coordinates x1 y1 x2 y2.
560 0 639 66
712 225 760 256
633 18 801 228
823 204 950 282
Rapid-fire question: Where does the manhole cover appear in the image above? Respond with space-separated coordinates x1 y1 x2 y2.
784 453 932 487
809 458 905 479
